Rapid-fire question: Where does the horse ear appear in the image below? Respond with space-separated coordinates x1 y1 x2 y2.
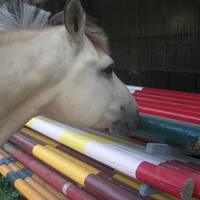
64 0 86 42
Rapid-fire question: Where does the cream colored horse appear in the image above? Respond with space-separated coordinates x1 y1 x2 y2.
0 0 138 145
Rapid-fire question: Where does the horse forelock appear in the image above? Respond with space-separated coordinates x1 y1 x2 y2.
49 12 110 54
85 17 110 54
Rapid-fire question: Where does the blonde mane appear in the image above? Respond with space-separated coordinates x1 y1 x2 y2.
49 11 110 54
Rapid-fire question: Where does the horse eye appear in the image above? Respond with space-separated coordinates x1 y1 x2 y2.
103 63 114 75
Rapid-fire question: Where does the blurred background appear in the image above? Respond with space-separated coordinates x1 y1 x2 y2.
38 0 200 93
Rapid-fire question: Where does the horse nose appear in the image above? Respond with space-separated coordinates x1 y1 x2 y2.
110 110 139 137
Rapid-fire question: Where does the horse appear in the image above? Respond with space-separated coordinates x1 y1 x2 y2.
0 0 139 145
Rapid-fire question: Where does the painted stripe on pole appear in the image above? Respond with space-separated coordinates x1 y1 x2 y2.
32 145 91 186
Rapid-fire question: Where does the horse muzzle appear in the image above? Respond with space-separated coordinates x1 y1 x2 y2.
109 112 139 137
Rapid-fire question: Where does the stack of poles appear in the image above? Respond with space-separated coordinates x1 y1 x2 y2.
17 127 200 200
6 132 149 200
22 116 200 200
0 148 68 200
126 86 200 152
1 132 187 200
1 144 98 200
127 85 200 125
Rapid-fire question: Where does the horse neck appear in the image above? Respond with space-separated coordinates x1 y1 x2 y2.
0 26 73 116
0 26 67 48
0 25 74 87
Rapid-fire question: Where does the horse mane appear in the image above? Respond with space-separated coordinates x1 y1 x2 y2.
85 16 110 54
0 0 109 54
49 11 110 54
0 0 50 31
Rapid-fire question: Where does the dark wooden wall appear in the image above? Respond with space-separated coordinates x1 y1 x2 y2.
40 0 200 92
89 0 200 92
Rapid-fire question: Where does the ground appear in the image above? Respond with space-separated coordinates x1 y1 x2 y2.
0 175 25 200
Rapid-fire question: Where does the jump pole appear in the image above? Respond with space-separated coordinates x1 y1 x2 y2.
127 86 200 100
138 107 200 125
136 115 200 153
158 162 200 198
135 97 200 113
134 92 200 106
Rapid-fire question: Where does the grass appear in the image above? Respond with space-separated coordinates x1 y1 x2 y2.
0 175 25 200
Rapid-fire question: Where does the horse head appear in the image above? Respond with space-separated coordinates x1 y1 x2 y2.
45 0 139 137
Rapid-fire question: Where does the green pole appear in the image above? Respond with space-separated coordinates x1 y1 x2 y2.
136 115 200 153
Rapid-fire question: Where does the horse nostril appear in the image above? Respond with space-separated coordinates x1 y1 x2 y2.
120 106 126 113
